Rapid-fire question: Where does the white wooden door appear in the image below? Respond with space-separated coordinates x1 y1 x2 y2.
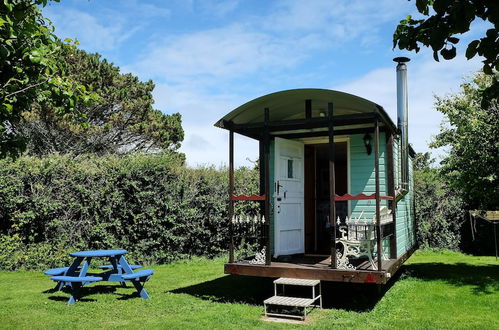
274 137 305 257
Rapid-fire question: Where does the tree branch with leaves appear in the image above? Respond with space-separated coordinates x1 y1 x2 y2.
19 47 184 156
431 73 498 210
393 0 499 106
0 0 96 158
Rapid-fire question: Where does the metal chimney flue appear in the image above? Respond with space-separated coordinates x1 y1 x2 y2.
394 56 410 192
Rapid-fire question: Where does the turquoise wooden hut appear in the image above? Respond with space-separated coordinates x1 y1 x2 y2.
215 58 416 284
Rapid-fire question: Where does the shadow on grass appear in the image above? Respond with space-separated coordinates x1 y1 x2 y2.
321 280 395 311
44 284 143 303
168 275 396 312
168 275 274 305
402 262 499 295
166 261 498 311
155 261 498 312
48 296 97 303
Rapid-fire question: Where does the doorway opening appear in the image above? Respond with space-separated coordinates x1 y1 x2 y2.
304 142 348 254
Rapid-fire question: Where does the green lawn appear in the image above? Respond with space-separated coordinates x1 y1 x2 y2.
0 250 497 329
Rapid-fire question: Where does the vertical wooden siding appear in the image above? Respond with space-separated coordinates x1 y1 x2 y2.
349 133 391 256
394 138 416 257
349 133 389 219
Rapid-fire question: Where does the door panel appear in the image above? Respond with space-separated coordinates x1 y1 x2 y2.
274 137 304 256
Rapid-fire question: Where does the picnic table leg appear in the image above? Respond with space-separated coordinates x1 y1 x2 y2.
67 283 82 305
56 256 85 290
117 255 133 273
117 255 150 299
131 280 150 299
110 256 127 287
66 257 85 276
53 281 64 291
80 257 92 275
79 257 93 285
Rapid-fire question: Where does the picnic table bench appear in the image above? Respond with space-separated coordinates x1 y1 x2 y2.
44 249 154 305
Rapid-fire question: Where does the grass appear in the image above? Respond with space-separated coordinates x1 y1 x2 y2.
0 250 497 329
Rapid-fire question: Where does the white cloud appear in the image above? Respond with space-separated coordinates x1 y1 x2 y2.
134 24 315 83
196 0 240 17
335 54 482 157
43 2 171 54
267 0 413 39
132 0 414 85
44 8 136 52
179 124 258 168
152 82 259 167
124 1 171 19
152 83 241 121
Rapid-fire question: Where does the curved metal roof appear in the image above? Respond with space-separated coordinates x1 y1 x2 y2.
214 88 395 129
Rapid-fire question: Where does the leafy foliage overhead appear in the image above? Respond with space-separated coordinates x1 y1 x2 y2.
0 0 94 158
19 48 184 155
431 73 498 210
393 0 499 105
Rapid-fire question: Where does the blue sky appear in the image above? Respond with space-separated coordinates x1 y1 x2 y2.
43 0 485 167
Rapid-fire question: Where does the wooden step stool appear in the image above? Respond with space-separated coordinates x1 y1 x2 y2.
264 277 322 320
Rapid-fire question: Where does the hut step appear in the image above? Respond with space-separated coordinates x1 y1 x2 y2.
263 277 322 320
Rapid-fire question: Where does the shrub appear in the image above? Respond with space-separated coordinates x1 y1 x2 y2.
0 153 260 270
414 153 465 250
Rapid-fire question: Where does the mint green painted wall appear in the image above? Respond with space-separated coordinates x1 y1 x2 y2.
349 134 416 258
395 155 416 257
393 137 416 257
349 133 392 257
349 133 389 220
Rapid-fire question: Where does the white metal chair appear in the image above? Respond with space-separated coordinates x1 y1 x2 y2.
336 207 392 270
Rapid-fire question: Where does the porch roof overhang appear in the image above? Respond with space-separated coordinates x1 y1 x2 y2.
214 89 397 139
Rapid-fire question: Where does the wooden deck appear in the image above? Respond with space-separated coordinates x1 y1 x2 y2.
224 248 415 284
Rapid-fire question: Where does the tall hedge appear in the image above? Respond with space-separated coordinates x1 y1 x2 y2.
0 153 260 270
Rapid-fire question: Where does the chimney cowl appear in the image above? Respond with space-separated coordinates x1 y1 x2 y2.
393 57 410 64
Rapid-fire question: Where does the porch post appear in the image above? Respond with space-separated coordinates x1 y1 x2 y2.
259 138 265 248
328 103 337 268
374 117 383 270
228 130 235 263
264 107 271 265
386 133 397 259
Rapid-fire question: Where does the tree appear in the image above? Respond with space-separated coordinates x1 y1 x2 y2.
393 0 499 106
0 0 93 158
18 47 184 155
430 73 499 210
413 152 464 249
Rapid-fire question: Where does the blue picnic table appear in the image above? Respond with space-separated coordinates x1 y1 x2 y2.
44 249 154 305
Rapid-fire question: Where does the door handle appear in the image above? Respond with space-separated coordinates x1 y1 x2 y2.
276 180 283 194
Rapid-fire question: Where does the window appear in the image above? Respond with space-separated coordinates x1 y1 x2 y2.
287 159 293 178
